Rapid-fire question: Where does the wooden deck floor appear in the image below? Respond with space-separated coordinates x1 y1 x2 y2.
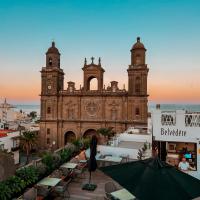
68 170 121 200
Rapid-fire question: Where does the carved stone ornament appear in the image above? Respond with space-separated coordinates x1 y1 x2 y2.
85 101 99 116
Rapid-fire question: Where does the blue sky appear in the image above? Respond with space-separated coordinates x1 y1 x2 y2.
0 0 200 104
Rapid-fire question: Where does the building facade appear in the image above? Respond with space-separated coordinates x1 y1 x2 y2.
152 109 200 180
40 37 149 148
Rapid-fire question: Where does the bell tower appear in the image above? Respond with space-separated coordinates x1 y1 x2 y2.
127 37 148 96
127 37 149 125
41 42 64 96
40 42 64 148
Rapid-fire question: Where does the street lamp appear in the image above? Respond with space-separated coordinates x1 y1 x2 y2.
52 141 56 152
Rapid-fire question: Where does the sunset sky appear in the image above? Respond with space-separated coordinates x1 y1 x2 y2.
0 0 200 105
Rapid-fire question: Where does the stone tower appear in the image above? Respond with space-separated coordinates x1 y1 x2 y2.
40 42 64 148
127 37 149 122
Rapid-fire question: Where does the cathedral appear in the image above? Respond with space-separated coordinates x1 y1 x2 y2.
39 37 149 148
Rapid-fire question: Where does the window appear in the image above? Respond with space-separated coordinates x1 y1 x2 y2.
135 77 141 93
135 54 141 64
49 57 52 66
47 128 50 135
13 139 19 148
47 138 50 144
0 144 4 150
47 107 51 114
135 108 140 116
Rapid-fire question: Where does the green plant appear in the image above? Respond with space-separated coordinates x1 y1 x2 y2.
72 138 81 148
97 127 115 139
20 131 37 164
137 142 148 160
0 182 12 200
82 138 91 149
59 148 72 164
42 153 55 172
6 176 26 195
52 153 61 168
16 166 39 186
37 163 47 178
28 111 37 119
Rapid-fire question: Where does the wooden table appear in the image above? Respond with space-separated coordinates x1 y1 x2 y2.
111 188 136 200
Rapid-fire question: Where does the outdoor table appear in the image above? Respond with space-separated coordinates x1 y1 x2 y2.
37 177 62 187
79 159 87 163
111 188 135 200
60 162 78 169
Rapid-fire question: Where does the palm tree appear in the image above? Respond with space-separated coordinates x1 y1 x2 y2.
97 127 115 142
20 131 37 164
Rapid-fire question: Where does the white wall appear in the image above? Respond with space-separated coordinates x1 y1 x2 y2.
97 145 139 160
0 131 20 164
118 133 152 143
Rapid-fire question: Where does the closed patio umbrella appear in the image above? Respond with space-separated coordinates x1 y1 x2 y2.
82 135 98 191
101 157 200 200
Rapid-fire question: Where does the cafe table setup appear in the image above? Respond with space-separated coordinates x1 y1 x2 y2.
37 177 62 187
60 162 78 169
36 177 62 199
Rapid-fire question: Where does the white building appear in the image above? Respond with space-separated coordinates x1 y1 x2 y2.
0 99 16 123
152 109 200 179
0 99 27 124
96 126 152 161
0 130 20 164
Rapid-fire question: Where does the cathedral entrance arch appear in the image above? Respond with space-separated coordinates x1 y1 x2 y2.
64 131 76 145
83 129 97 139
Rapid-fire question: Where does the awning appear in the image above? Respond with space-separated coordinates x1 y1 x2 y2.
101 157 200 200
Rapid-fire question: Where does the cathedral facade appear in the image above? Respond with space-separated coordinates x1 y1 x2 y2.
40 37 149 148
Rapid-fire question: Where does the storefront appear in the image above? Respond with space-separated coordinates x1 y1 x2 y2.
152 109 200 179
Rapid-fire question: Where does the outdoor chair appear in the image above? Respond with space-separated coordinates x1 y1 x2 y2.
105 181 118 194
37 186 50 198
54 179 71 199
23 187 37 200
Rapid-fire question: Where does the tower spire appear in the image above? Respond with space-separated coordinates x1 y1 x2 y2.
91 57 94 64
98 57 101 65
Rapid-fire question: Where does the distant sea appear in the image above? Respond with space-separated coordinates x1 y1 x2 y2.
14 104 200 115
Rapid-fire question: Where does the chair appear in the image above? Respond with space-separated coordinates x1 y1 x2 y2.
54 178 71 199
23 187 37 200
105 181 118 198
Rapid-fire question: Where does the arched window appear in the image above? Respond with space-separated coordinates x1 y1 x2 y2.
135 107 140 116
136 54 141 64
47 128 50 135
47 107 51 114
135 77 141 93
49 57 52 66
87 77 98 90
47 138 50 144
